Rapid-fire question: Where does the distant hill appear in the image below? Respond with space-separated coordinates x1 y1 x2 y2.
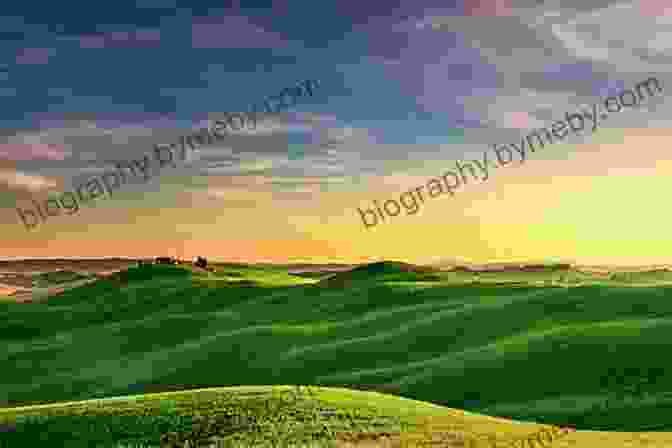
32 270 92 287
277 263 357 271
285 264 359 278
318 261 441 286
103 263 191 285
440 263 571 273
492 263 572 272
0 258 139 274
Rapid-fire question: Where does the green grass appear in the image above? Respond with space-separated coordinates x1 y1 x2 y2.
0 385 576 447
3 263 672 445
0 386 405 447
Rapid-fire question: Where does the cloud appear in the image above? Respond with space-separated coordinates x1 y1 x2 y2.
639 0 672 16
387 2 671 147
501 111 537 129
191 15 292 49
463 0 512 16
466 88 572 130
0 110 355 197
73 29 161 49
15 48 54 65
0 170 57 192
550 2 672 70
135 0 177 9
0 144 67 161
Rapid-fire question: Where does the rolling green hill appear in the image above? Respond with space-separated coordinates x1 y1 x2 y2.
0 385 583 447
318 261 442 286
2 262 672 444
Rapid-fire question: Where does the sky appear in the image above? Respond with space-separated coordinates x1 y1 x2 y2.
1 0 672 265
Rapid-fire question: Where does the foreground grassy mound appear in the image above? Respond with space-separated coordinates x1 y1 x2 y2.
0 385 455 447
2 385 672 447
2 263 672 434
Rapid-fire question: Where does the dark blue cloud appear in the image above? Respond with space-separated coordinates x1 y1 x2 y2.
0 0 460 131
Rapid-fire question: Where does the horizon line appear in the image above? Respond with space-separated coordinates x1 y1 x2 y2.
0 257 671 269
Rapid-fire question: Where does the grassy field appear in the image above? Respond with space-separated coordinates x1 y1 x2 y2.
2 262 672 445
